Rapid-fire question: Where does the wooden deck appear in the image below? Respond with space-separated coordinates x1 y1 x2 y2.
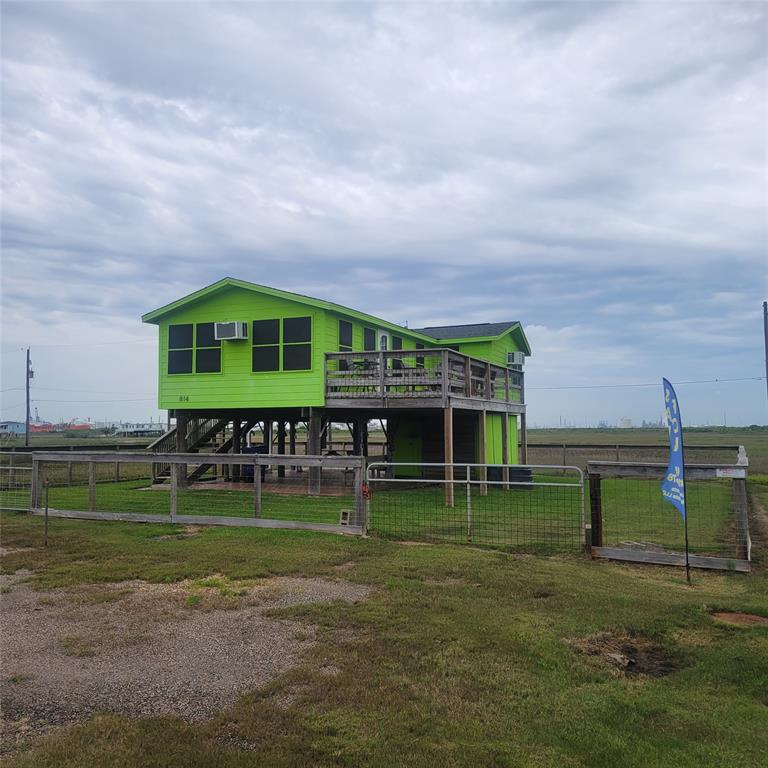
325 349 525 413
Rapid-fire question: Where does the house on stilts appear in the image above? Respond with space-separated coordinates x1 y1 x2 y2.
142 278 531 483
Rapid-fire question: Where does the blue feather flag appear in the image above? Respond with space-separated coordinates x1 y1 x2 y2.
661 378 686 519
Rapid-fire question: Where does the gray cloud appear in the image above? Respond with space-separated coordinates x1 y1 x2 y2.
1 1 766 425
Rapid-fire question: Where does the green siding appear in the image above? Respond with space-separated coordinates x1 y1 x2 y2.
157 288 327 410
392 417 422 477
484 413 518 464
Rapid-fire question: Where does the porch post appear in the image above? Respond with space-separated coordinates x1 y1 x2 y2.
175 410 188 487
444 406 454 507
501 413 510 490
277 420 286 478
478 410 487 496
232 417 242 483
308 411 322 494
520 374 528 464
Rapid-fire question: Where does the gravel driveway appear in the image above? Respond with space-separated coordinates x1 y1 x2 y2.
0 568 371 753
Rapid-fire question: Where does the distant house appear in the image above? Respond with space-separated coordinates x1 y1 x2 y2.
0 421 25 436
142 277 531 473
113 423 166 438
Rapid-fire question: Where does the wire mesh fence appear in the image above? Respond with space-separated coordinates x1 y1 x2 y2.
587 461 751 571
0 465 32 511
25 452 366 533
366 463 585 553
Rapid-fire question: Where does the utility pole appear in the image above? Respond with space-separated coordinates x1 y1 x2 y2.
24 348 33 447
763 301 768 404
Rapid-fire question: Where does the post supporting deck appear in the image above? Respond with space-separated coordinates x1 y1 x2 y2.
175 410 188 487
277 421 286 478
308 411 322 494
232 417 242 482
478 410 487 496
444 406 454 507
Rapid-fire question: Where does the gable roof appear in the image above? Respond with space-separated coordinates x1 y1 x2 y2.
413 322 519 340
412 321 531 356
141 277 437 343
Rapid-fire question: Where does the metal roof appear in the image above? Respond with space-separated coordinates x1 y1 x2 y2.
413 321 520 340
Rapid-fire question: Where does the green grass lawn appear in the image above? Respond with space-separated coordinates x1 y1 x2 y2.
1 509 767 768
39 479 354 525
599 478 734 555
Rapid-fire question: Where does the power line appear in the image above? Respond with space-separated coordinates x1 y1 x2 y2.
527 376 765 391
30 397 157 404
3 387 155 395
20 340 155 349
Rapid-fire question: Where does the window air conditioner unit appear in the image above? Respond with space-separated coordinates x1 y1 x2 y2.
214 321 248 341
507 351 525 368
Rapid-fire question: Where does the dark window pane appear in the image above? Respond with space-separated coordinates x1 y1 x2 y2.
252 345 279 372
169 324 193 349
339 319 353 348
252 319 279 345
196 323 220 348
363 328 376 351
416 343 425 368
283 316 311 343
392 336 403 350
339 358 349 371
196 348 221 373
283 343 311 370
168 349 193 374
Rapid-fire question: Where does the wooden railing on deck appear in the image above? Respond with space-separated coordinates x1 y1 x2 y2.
325 349 522 404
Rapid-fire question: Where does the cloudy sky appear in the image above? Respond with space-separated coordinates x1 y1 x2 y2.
1 1 766 427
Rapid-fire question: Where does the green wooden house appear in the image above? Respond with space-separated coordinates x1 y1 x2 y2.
142 277 531 473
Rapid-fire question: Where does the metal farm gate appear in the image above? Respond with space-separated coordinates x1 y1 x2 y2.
366 462 585 553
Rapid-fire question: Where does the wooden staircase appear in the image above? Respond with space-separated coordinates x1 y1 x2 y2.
185 419 259 482
148 417 229 481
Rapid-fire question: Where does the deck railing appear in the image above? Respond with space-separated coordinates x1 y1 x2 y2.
325 349 522 404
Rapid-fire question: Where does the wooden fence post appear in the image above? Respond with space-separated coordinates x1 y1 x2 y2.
170 466 178 521
733 477 750 561
31 458 40 510
88 461 96 513
354 463 365 530
588 473 602 549
253 458 262 518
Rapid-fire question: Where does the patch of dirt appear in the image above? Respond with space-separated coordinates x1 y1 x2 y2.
566 631 680 677
0 547 35 557
0 575 372 754
533 589 555 599
712 611 768 627
399 541 433 547
152 525 203 541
